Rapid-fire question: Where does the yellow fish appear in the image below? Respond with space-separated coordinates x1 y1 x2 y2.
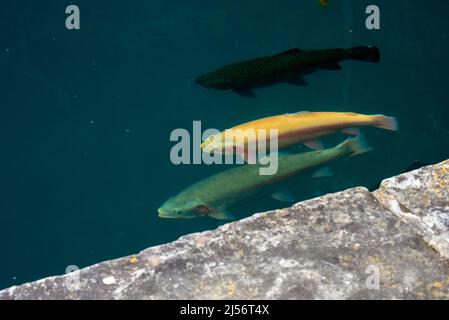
201 111 397 155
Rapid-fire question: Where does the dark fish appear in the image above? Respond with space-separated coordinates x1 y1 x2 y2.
401 161 430 174
194 46 380 97
368 161 431 192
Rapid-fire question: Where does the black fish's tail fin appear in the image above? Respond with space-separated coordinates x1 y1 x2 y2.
348 46 380 63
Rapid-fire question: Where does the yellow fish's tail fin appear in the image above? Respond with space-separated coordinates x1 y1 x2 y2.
374 115 399 131
339 135 373 157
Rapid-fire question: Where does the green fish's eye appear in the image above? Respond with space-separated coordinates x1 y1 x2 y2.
194 205 210 215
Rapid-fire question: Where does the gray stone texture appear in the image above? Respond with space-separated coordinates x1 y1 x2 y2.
1 160 448 299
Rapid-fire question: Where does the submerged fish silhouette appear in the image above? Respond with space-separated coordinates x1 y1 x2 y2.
368 161 431 192
194 46 380 97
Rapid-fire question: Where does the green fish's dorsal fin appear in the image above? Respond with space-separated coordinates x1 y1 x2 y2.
258 151 290 165
209 211 235 220
273 48 304 57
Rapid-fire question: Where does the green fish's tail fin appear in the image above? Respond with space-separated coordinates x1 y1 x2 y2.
339 135 373 157
348 46 380 63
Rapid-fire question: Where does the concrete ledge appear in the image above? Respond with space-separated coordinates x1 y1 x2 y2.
1 160 448 299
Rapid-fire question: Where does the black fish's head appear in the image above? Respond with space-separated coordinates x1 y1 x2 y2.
194 73 234 90
158 197 211 219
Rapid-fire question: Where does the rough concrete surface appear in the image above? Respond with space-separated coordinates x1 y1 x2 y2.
1 160 448 300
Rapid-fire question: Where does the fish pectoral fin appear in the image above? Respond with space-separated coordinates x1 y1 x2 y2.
233 87 256 98
271 189 295 202
304 139 324 150
286 77 308 86
312 166 333 178
209 211 235 220
342 127 361 136
273 48 305 57
323 63 342 70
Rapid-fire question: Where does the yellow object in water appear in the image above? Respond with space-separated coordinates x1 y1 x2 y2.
318 0 330 8
201 111 398 155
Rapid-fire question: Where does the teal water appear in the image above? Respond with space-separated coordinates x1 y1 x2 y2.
1 0 448 289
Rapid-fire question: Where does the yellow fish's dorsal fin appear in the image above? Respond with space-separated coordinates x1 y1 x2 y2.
287 111 311 116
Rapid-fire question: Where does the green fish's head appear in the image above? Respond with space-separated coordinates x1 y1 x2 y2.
194 72 234 90
158 197 211 219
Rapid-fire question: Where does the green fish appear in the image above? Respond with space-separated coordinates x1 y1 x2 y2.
158 136 371 220
194 46 380 97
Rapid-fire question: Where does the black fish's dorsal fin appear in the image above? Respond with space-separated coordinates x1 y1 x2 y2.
273 48 304 57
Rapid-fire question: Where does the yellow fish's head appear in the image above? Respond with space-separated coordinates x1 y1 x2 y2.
200 135 217 153
201 133 235 154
